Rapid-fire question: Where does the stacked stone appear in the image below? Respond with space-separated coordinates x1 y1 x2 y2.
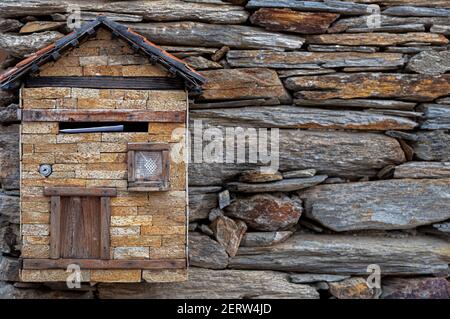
1 0 450 299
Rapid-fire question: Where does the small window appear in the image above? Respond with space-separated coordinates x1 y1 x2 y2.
128 143 170 191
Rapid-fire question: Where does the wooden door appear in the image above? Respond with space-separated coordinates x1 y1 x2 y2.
60 196 102 259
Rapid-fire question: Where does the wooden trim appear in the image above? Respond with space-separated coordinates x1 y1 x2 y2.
22 110 186 123
127 143 170 151
44 187 117 197
22 258 186 270
25 76 185 90
49 196 61 259
100 197 111 260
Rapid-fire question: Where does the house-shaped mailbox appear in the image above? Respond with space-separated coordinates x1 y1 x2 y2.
0 16 206 283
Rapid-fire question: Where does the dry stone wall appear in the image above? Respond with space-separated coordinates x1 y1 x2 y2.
0 0 450 299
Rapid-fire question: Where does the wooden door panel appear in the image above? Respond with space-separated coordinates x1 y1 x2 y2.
60 196 101 259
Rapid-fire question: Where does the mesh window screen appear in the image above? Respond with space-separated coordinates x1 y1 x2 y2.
135 151 163 180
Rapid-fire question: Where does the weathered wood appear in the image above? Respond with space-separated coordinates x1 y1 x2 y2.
307 33 448 46
227 176 328 193
299 179 450 231
286 73 450 102
22 110 186 123
230 234 450 275
100 197 111 260
97 268 319 299
394 162 450 179
227 50 406 69
25 76 185 90
192 106 418 130
188 233 229 269
419 104 450 129
49 196 61 259
246 0 371 15
199 68 291 103
407 50 450 75
0 0 249 24
250 8 338 34
412 131 450 161
44 187 117 197
0 31 63 58
23 258 186 269
189 129 406 185
132 22 304 50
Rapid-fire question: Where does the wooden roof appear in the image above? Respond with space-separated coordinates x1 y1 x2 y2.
0 16 206 92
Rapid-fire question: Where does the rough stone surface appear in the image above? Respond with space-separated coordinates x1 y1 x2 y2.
307 33 448 46
227 176 328 193
210 216 247 257
241 231 293 247
299 179 450 231
289 274 349 284
239 169 283 183
412 131 450 161
286 73 450 102
382 277 450 299
188 233 229 269
230 234 450 275
225 194 302 231
394 162 450 179
407 50 450 75
329 277 378 299
0 256 20 281
419 104 450 130
250 8 339 34
189 192 218 222
0 125 19 190
0 31 63 57
97 268 319 299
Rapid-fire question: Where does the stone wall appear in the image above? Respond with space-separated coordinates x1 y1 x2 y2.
1 0 450 298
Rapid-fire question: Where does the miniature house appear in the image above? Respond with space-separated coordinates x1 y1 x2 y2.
0 17 205 283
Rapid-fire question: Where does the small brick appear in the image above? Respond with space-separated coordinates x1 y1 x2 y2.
21 212 50 224
22 144 33 154
101 133 149 143
113 247 149 259
22 123 58 134
111 206 138 216
122 64 168 77
86 163 127 171
22 134 56 144
75 170 127 179
77 142 127 153
117 99 147 109
90 270 141 283
79 56 109 66
110 215 153 227
83 65 123 76
71 88 100 98
22 200 49 213
108 55 147 66
21 269 90 282
141 226 185 236
20 186 44 197
52 164 86 171
149 246 185 259
70 46 100 56
77 98 116 109
99 153 127 163
39 66 83 76
22 178 86 187
23 88 70 99
23 236 50 245
148 123 186 142
35 143 78 153
162 234 186 246
111 196 148 207
111 226 140 236
56 133 101 143
22 152 55 164
21 244 50 258
142 269 187 283
22 224 49 236
55 153 101 163
86 179 128 188
22 99 57 109
111 235 161 247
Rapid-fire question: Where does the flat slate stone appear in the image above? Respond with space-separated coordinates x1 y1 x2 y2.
282 169 316 179
294 98 416 110
286 73 450 102
382 277 450 299
412 130 450 161
229 234 450 275
189 233 229 269
383 5 450 17
246 0 371 15
250 8 338 34
192 106 418 130
241 231 293 247
199 68 291 103
407 50 450 75
226 50 406 69
329 277 378 299
289 273 349 284
419 104 450 129
0 104 19 123
394 162 450 179
227 176 328 193
299 179 450 231
225 193 303 231
0 124 19 190
98 268 319 299
189 192 218 222
239 169 283 183
132 22 304 50
0 31 63 58
188 129 406 185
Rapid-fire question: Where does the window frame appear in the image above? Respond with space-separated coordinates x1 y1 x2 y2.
127 143 170 191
